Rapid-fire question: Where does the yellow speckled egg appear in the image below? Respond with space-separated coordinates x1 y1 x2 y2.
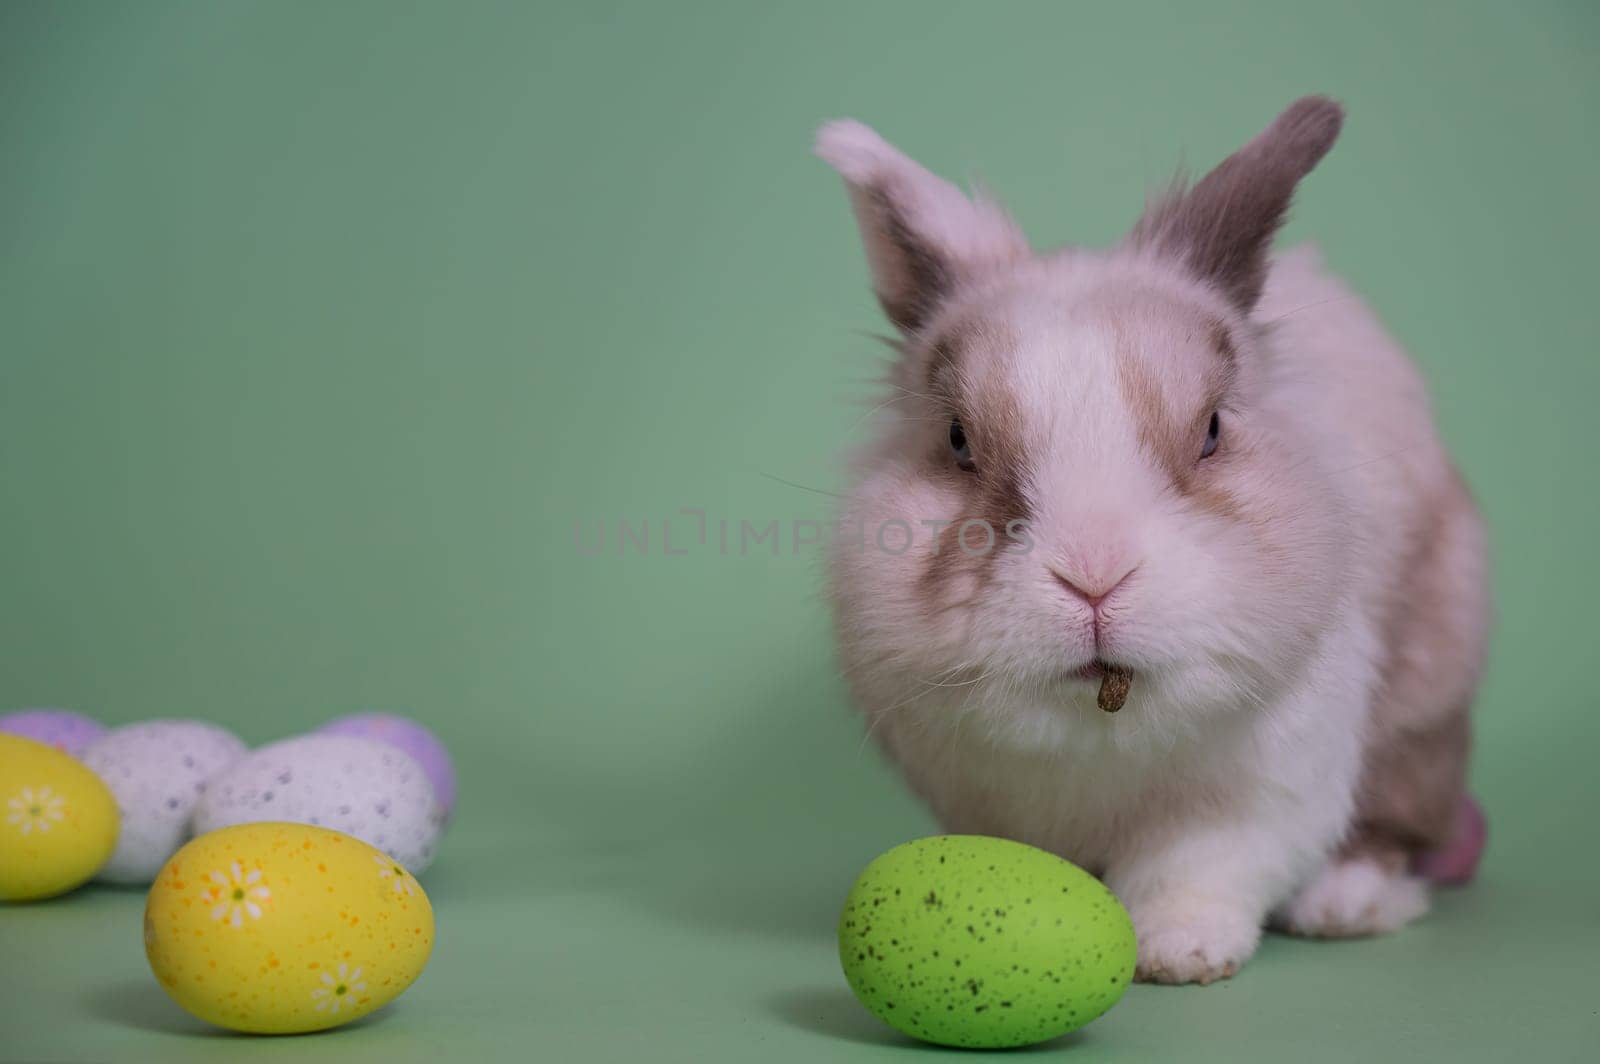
144 822 435 1034
0 733 119 901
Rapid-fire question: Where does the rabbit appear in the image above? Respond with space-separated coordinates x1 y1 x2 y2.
815 97 1490 984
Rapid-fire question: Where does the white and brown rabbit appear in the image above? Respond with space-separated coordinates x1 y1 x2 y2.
816 97 1490 984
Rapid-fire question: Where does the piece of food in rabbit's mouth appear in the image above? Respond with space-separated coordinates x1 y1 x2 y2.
1096 664 1135 713
1067 659 1135 712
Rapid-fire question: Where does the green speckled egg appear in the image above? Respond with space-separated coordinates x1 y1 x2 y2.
838 835 1136 1049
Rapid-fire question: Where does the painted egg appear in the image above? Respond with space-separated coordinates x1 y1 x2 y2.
82 721 249 884
319 713 456 815
0 734 119 900
144 822 435 1033
192 735 442 872
838 835 1137 1049
0 708 106 758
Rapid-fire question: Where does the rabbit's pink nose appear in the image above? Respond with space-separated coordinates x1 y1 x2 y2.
1052 568 1134 610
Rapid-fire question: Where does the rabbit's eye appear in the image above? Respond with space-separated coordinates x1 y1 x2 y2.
1200 411 1221 459
949 419 975 470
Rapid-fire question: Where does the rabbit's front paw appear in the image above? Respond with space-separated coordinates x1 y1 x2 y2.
1131 899 1260 985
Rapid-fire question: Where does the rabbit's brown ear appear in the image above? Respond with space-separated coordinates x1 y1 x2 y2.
816 120 1028 334
1131 96 1344 313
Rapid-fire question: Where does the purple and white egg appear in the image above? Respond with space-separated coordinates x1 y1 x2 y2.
0 709 106 758
319 713 456 817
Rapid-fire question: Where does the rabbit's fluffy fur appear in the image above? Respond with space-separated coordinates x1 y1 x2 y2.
817 98 1489 984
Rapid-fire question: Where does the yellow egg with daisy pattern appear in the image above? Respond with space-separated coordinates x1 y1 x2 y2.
143 821 434 1033
0 733 119 901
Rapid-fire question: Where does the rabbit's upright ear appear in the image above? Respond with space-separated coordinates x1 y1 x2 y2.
1131 96 1344 313
815 120 1028 334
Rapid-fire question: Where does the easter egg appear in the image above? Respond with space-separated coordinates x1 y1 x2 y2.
0 708 106 758
0 734 119 900
144 822 435 1033
838 835 1136 1049
193 735 442 872
83 720 249 884
319 713 456 815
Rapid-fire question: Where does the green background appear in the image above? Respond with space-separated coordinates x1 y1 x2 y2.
2 1 1596 1060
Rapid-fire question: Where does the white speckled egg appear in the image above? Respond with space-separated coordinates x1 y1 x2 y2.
83 721 248 884
192 735 441 873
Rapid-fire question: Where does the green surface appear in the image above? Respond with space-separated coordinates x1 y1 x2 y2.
1 1 1596 1060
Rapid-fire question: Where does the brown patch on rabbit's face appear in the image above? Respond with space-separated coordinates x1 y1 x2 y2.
918 320 1032 598
1112 310 1239 513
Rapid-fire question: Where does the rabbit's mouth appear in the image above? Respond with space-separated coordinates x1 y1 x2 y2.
1069 658 1114 682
